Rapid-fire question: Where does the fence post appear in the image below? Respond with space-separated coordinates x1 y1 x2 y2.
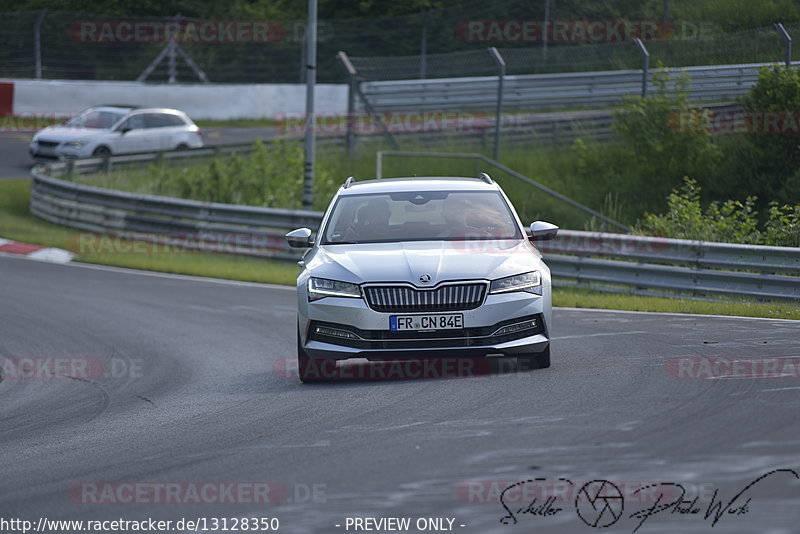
375 150 383 179
303 0 318 211
34 10 46 79
420 13 428 79
337 51 358 154
634 38 650 98
488 47 506 161
542 0 550 64
774 23 793 67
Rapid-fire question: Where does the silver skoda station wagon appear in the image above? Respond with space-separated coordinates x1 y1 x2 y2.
286 174 558 382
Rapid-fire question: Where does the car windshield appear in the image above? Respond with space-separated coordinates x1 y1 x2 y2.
65 109 126 130
321 190 523 244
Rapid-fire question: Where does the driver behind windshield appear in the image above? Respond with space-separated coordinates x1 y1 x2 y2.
346 199 391 241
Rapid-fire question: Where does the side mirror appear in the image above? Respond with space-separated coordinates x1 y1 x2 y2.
286 228 313 248
529 221 559 241
117 127 131 135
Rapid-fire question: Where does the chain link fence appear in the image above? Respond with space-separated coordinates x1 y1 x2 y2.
347 25 795 81
0 1 798 84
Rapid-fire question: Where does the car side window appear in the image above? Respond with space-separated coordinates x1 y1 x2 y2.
118 115 145 131
143 113 187 128
143 114 166 128
161 114 187 127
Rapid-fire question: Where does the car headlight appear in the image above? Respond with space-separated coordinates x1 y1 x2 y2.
489 271 541 294
63 141 85 149
308 277 361 301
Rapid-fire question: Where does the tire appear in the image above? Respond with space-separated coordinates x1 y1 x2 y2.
517 344 551 371
175 144 189 151
297 328 333 383
92 146 111 156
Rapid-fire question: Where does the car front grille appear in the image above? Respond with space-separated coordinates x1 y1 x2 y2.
307 314 544 350
37 140 59 148
363 282 487 313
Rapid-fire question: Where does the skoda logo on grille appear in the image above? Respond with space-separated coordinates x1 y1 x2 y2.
419 274 431 284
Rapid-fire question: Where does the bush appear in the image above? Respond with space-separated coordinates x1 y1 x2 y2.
612 69 723 210
148 140 337 211
738 64 800 207
563 69 723 223
636 177 800 246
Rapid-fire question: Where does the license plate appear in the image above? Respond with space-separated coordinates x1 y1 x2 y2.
390 314 463 331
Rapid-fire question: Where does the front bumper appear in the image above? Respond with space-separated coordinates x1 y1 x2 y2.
299 288 551 360
29 141 85 160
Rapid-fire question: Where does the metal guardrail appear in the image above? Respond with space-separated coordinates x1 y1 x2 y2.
357 61 800 114
30 166 321 261
539 232 800 301
29 155 799 302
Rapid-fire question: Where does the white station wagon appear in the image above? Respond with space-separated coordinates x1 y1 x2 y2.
287 174 559 382
29 106 203 160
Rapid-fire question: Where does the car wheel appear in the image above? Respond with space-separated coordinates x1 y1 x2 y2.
297 328 332 383
175 144 189 151
517 344 551 371
92 146 111 156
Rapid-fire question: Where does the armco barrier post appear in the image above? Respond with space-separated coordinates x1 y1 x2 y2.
634 38 650 98
488 47 506 161
774 23 793 68
34 10 47 79
337 51 358 154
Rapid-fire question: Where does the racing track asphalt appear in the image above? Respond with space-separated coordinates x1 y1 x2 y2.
0 254 799 533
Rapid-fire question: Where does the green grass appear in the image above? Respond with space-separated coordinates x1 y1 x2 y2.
2 178 797 319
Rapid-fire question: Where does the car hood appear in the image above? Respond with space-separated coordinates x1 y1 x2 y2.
308 239 545 285
34 126 109 142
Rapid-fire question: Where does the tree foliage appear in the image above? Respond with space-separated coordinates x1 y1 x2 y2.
739 65 800 206
637 177 800 246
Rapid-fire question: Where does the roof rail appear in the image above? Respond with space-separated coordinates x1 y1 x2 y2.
477 172 493 184
343 176 356 189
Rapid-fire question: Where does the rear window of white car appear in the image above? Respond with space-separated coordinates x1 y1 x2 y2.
322 190 523 244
